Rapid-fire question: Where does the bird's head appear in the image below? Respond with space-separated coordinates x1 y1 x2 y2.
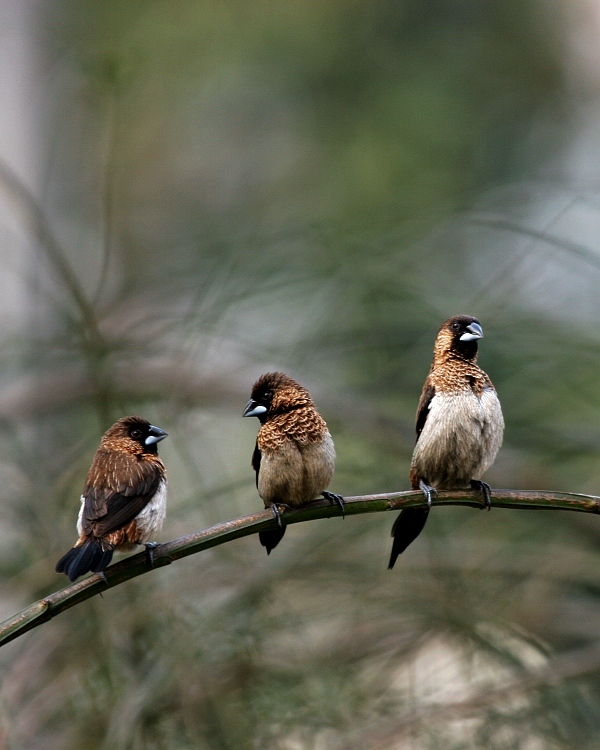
102 416 168 455
435 315 484 361
243 372 314 423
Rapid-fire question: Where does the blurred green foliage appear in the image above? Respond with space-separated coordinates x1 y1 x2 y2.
2 0 600 748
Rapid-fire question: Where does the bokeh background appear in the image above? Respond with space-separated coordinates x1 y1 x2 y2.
2 0 600 747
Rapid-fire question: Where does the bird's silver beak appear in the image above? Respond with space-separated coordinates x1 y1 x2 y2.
145 425 168 445
460 322 483 341
243 399 267 418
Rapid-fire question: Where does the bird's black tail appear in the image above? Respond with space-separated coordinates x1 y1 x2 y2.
388 507 430 569
259 528 286 555
55 538 114 582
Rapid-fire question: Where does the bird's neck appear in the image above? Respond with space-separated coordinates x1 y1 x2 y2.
433 346 478 369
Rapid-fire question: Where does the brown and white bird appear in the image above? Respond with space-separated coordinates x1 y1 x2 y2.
243 372 343 554
56 416 168 582
389 315 504 569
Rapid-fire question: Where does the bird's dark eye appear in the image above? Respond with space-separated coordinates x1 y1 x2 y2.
451 322 460 331
262 390 273 400
130 429 143 439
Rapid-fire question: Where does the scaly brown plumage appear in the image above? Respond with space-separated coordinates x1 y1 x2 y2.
55 416 168 582
243 372 343 554
389 315 504 568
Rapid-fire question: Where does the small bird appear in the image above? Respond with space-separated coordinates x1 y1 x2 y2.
389 315 504 569
56 416 168 582
243 372 343 554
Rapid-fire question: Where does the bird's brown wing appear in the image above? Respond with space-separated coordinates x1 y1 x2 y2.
415 380 435 439
81 448 163 538
251 441 261 488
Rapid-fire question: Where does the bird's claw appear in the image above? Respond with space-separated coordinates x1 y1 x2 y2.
419 479 437 507
97 571 108 584
144 541 159 568
322 491 345 518
471 480 492 510
269 503 289 529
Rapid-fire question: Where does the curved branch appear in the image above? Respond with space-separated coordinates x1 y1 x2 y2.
1 488 599 648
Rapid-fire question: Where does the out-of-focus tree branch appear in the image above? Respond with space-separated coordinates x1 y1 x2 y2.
0 158 116 425
0 158 101 339
0 488 599 649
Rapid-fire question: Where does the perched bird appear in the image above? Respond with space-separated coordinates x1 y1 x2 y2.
56 416 168 582
243 372 343 554
389 315 504 569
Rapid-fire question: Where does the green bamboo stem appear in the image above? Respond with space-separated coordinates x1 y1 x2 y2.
0 488 599 648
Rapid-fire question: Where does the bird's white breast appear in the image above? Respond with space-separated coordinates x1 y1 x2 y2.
133 479 168 542
258 432 336 508
76 495 85 536
412 387 504 488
